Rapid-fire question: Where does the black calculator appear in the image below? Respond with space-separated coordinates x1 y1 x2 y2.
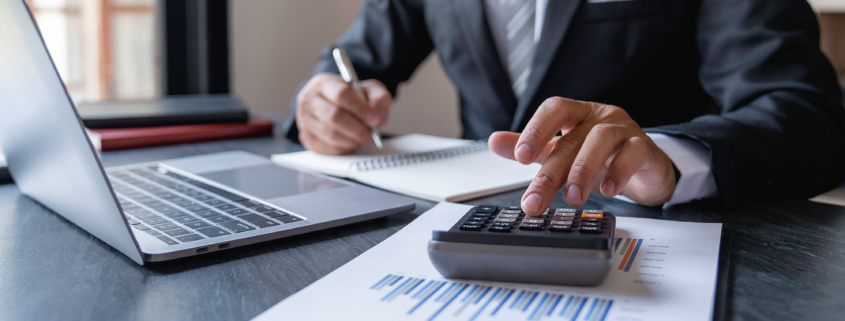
428 205 616 286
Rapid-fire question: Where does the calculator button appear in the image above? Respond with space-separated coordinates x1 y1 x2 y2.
519 223 543 230
552 216 575 221
581 218 602 222
494 217 517 223
488 226 511 232
475 205 498 213
551 220 574 225
555 208 576 213
555 211 576 217
578 226 602 233
500 209 521 214
549 224 573 232
583 209 604 214
581 221 602 227
582 213 604 219
497 213 519 218
472 212 493 217
463 220 484 226
504 206 521 210
459 224 483 231
467 216 489 222
523 218 545 224
491 222 513 227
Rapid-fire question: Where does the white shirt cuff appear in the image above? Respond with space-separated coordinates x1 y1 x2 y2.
614 133 718 208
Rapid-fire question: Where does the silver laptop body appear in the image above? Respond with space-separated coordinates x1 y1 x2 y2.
0 0 415 265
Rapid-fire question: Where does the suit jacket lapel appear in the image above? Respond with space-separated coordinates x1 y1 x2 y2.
456 0 518 121
510 0 583 131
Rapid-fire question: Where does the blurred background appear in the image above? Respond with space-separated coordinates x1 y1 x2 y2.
27 0 845 139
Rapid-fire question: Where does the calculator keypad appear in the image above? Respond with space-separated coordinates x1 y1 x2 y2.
457 205 611 234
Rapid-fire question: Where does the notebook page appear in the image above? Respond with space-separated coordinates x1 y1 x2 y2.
271 134 470 177
351 149 541 202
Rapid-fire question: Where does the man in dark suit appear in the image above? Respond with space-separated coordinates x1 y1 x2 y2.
284 0 845 216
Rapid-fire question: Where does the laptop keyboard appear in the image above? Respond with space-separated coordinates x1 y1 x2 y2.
107 167 304 246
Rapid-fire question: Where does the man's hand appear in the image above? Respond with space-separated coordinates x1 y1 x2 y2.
489 97 677 216
296 73 392 155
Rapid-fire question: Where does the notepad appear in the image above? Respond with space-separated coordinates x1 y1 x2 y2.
271 134 541 202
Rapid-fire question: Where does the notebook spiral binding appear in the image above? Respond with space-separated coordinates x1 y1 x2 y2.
352 140 488 172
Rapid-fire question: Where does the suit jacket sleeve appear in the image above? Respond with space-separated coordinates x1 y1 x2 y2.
644 0 845 207
283 0 434 141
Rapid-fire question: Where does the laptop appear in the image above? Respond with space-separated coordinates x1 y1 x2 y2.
0 0 415 265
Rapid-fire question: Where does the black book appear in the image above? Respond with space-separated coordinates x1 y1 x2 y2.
76 94 249 128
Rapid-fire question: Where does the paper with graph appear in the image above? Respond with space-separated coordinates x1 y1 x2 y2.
254 202 723 321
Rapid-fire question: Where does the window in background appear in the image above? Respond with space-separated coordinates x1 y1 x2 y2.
26 0 159 103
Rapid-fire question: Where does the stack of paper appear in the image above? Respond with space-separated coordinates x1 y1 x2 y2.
254 203 723 321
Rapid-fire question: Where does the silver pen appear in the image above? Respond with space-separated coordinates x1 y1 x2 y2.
332 48 385 149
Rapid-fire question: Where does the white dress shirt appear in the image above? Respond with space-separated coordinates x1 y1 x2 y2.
484 0 718 206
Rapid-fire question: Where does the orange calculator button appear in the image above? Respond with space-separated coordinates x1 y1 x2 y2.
582 213 604 219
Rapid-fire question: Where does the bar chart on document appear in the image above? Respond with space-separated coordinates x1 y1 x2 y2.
365 236 666 321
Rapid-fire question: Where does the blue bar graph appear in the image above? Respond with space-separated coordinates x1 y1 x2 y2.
371 274 615 320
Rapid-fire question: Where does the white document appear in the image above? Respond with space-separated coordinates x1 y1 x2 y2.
254 203 724 321
272 134 541 202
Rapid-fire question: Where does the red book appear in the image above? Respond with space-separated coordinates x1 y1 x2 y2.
88 116 274 151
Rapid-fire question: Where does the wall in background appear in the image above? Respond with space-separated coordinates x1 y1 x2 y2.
230 0 462 138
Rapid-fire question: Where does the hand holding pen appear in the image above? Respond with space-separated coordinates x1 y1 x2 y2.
294 49 392 154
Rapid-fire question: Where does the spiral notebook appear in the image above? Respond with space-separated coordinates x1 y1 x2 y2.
271 134 541 202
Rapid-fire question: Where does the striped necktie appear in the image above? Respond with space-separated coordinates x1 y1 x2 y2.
506 0 536 96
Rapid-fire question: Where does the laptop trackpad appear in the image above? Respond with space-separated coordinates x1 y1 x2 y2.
198 164 347 199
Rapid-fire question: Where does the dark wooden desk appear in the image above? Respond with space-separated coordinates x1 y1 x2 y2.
1 128 844 321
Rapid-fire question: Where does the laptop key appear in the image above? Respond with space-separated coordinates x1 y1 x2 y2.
156 236 179 245
185 205 209 213
264 210 289 218
152 205 177 213
252 205 274 213
143 217 169 225
164 228 191 237
143 229 162 236
207 215 234 223
142 200 166 208
126 218 141 225
193 195 214 201
176 234 204 242
237 200 261 208
196 226 232 238
134 212 157 220
203 199 226 206
195 210 219 218
133 224 151 231
173 200 196 207
239 214 281 228
277 216 303 224
160 210 188 218
219 220 256 233
153 192 177 199
154 223 180 231
225 208 249 216
184 221 212 229
124 207 148 214
185 191 205 197
164 196 187 203
173 215 200 223
214 204 237 211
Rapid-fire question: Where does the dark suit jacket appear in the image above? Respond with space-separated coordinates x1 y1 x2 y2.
284 0 845 207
